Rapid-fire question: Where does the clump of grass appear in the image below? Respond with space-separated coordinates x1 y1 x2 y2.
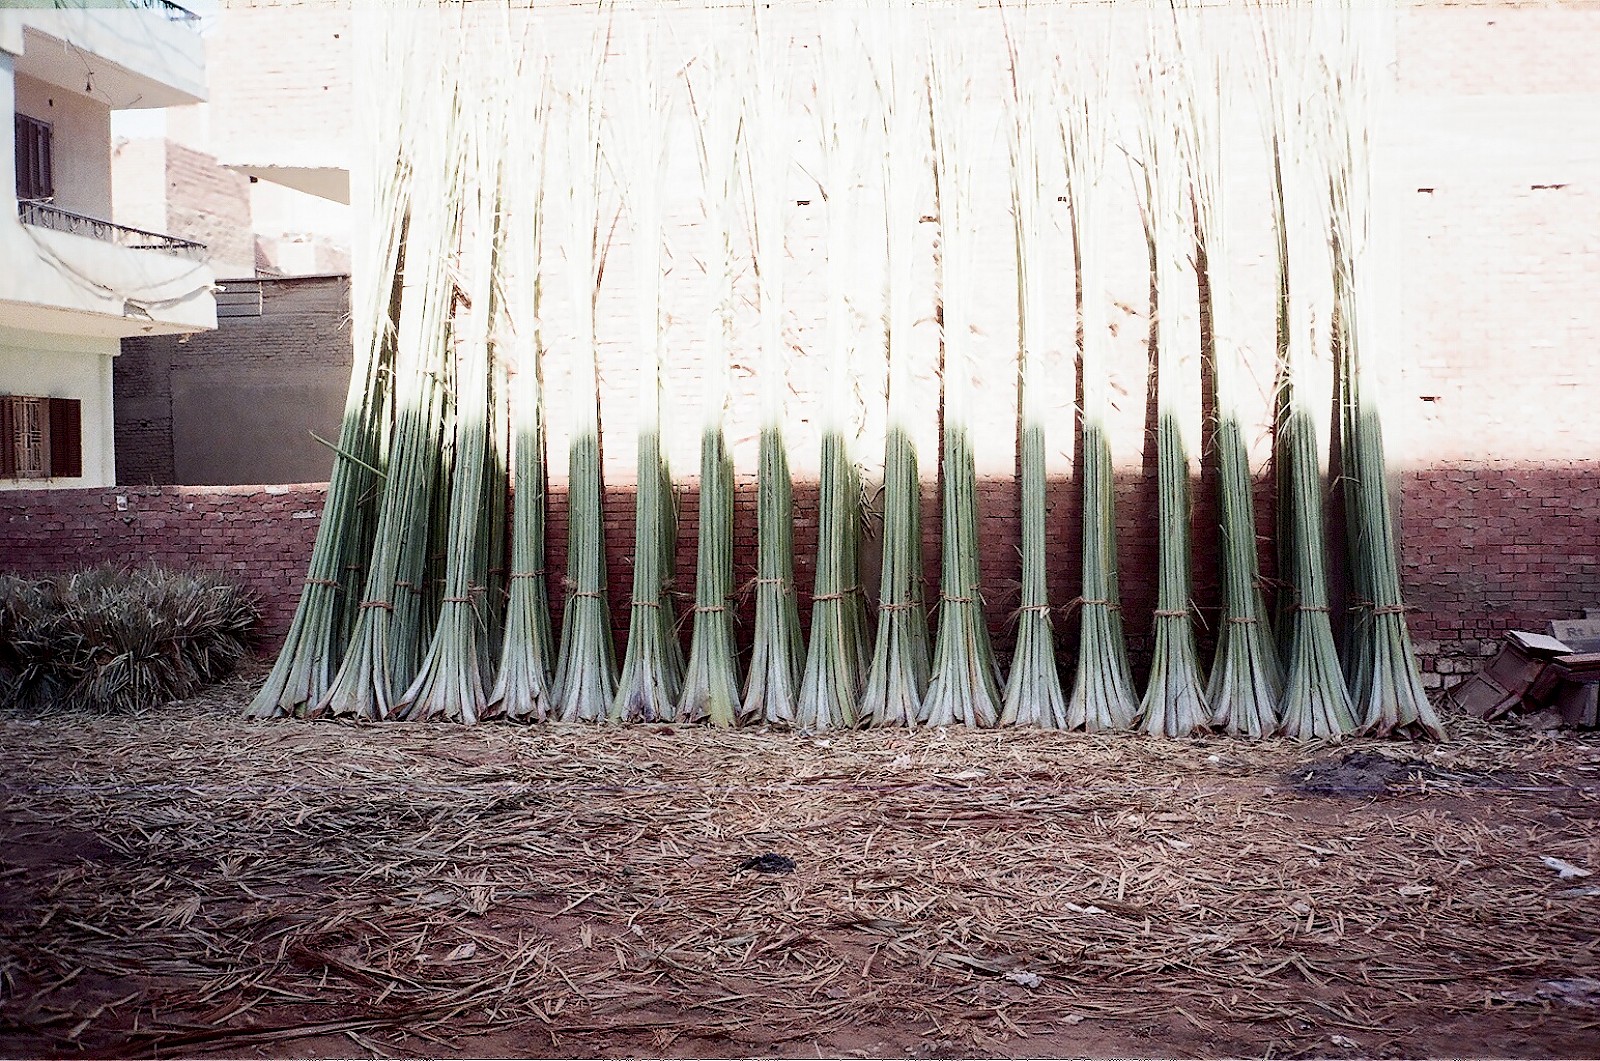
1 567 257 714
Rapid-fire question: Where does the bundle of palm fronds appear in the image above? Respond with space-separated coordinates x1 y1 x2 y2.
998 19 1068 729
1 566 257 714
923 15 1002 729
318 14 463 721
397 74 506 725
611 31 685 724
488 61 557 723
550 24 619 724
861 2 932 728
678 36 744 728
1060 18 1139 733
796 11 873 731
739 16 805 726
1171 3 1283 738
1134 14 1210 738
1261 2 1357 740
247 3 407 719
1324 7 1444 741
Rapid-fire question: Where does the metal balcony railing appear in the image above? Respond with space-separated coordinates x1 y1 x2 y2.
18 200 207 260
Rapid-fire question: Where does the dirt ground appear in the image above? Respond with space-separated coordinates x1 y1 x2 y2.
2 670 1598 1060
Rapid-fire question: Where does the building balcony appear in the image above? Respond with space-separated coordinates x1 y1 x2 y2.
19 199 206 260
0 198 215 340
1 2 207 111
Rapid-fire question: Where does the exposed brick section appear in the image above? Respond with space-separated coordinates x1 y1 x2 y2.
115 275 353 486
7 462 1597 685
0 486 323 646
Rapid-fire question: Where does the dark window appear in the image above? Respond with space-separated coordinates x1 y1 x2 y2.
15 113 54 202
0 395 82 479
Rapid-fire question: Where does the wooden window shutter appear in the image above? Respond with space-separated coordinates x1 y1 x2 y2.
0 397 16 479
47 397 82 478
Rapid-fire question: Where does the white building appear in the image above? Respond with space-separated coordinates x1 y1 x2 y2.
1 1 215 490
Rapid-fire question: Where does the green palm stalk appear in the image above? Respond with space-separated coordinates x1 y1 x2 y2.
923 18 1001 729
1261 3 1357 739
318 32 461 721
551 29 619 724
739 18 805 726
1325 7 1444 740
610 35 684 724
1134 17 1210 738
248 4 405 718
796 11 872 731
998 23 1068 729
1172 5 1283 737
396 87 503 725
861 3 932 728
489 65 557 723
678 40 743 728
1059 24 1139 733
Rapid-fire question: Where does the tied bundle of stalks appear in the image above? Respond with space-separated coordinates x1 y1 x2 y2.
739 16 805 726
1325 8 1444 741
1260 2 1356 739
796 10 873 730
678 37 744 728
998 19 1068 729
248 5 406 719
318 13 462 721
1133 13 1210 738
551 24 619 723
396 75 505 725
1060 18 1139 733
861 2 932 728
611 31 685 724
922 14 1002 729
1173 2 1283 737
488 61 557 723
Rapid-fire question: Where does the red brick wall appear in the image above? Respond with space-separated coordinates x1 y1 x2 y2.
5 467 1599 695
0 486 323 645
